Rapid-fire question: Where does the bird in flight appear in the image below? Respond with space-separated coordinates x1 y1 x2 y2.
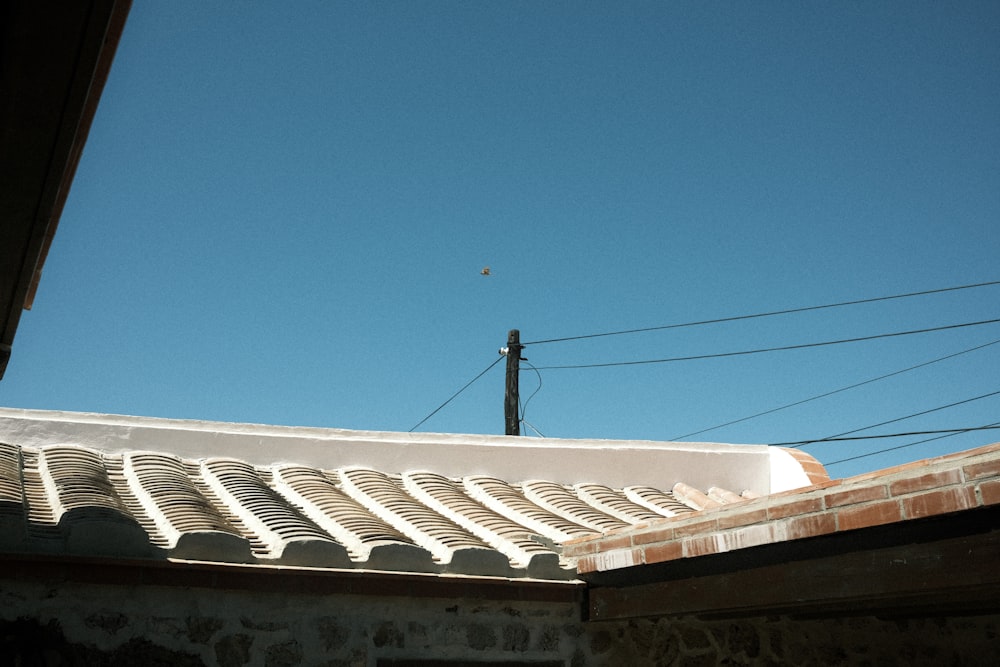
480 266 491 276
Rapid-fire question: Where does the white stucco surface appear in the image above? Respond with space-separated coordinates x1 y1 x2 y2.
0 408 817 495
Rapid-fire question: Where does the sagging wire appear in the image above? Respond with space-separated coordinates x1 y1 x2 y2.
671 338 1000 441
524 279 1000 346
825 421 1000 467
519 360 546 437
409 354 504 432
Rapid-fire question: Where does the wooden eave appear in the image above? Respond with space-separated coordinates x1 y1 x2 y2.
585 501 1000 621
0 0 131 378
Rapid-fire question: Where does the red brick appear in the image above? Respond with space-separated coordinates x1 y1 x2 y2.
721 524 777 551
848 458 930 483
642 541 683 565
575 548 643 573
783 512 838 540
717 507 768 529
672 517 719 538
595 533 634 552
825 484 888 508
810 479 844 492
574 554 600 574
768 486 815 500
561 540 599 557
902 486 978 519
889 469 963 496
964 458 1000 481
979 479 1000 506
837 499 902 531
683 534 722 558
937 441 1000 462
767 496 824 519
632 525 675 546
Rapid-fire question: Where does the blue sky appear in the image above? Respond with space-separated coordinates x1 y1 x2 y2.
3 1 998 478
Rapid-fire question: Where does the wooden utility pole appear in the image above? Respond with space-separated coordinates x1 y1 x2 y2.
504 329 522 436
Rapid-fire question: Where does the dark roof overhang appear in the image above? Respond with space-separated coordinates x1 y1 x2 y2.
584 500 1000 621
0 0 131 379
1 554 586 607
570 441 1000 620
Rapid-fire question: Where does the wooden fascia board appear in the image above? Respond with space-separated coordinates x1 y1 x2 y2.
587 516 1000 621
21 0 132 312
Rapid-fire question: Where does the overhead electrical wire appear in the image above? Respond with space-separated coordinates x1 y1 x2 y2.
825 421 1000 467
799 388 1000 447
533 318 1000 370
409 280 999 439
766 425 1000 446
671 338 1000 441
523 279 1000 346
518 360 545 437
764 386 1000 447
520 419 547 438
409 355 504 432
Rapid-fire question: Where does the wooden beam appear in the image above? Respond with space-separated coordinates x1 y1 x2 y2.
588 528 1000 620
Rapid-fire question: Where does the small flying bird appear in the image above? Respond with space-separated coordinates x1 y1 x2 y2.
480 266 491 276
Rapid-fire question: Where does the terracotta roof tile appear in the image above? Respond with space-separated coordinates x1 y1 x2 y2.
521 480 630 532
623 485 697 517
672 482 722 511
0 410 838 580
0 437 791 580
337 467 511 575
463 475 596 543
402 471 563 577
573 483 668 524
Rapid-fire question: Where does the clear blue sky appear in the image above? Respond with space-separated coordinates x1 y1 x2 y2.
3 1 999 478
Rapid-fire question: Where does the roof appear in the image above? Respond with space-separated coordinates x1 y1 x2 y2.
0 0 131 379
566 440 1000 618
4 409 998 617
0 408 823 581
567 440 1000 573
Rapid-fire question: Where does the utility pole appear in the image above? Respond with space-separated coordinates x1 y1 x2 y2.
504 329 522 436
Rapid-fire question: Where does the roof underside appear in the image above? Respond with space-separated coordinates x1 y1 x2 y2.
0 0 131 379
569 441 1000 618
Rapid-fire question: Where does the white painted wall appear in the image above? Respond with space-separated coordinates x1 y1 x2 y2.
0 408 818 494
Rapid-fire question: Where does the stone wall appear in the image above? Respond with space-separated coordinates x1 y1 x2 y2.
0 578 591 666
588 614 1000 666
2 577 997 665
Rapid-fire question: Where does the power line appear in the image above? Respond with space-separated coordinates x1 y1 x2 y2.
534 318 1000 370
519 361 543 428
769 423 1000 448
670 338 1000 441
520 418 547 438
825 422 1000 467
409 355 504 432
523 279 1000 346
803 389 1000 446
